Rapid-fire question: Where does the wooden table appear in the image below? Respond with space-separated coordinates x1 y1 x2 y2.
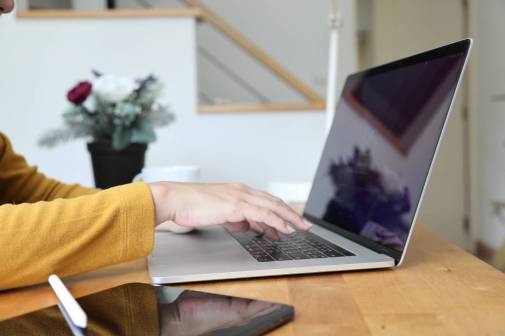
1 225 505 335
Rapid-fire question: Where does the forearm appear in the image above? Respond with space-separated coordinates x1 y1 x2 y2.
0 133 98 204
4 170 99 203
0 183 154 290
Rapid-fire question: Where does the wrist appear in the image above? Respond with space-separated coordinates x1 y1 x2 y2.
148 182 176 226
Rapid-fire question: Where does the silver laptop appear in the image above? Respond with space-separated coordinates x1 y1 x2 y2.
149 39 472 284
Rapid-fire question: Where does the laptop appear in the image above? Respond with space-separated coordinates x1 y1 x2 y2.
149 39 472 284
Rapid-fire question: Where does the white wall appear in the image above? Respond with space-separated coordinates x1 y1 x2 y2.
28 0 71 9
0 6 357 191
469 0 505 250
72 0 105 10
0 13 197 188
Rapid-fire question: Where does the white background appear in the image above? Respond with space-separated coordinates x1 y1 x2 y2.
0 3 357 190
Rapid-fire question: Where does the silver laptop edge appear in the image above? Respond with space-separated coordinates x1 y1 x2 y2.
149 223 394 284
397 38 473 265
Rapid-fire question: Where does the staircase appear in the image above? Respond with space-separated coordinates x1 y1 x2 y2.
180 0 326 112
126 0 329 113
24 0 330 113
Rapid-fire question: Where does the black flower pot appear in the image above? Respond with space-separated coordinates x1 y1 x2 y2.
87 142 147 189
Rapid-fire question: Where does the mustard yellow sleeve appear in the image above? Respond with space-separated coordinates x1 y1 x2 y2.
0 133 98 204
0 182 155 290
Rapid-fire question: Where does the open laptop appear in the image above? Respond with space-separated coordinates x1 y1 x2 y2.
149 39 472 284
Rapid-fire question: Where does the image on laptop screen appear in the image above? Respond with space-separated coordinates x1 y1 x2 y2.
305 46 467 253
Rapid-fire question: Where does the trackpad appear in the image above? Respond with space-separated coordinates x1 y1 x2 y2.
149 226 252 273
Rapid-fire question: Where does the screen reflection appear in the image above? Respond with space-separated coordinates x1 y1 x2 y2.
305 51 466 252
0 283 291 336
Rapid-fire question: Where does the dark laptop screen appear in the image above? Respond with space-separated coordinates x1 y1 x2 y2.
304 41 469 257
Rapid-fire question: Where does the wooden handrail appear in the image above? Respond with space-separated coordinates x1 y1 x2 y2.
199 102 326 113
182 0 323 103
16 8 202 19
17 4 325 112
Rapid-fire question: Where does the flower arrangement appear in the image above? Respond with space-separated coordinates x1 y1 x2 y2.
323 146 411 250
39 71 174 150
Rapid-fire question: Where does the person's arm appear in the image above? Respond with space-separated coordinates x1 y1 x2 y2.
0 133 97 205
0 179 311 290
0 134 310 290
0 182 155 290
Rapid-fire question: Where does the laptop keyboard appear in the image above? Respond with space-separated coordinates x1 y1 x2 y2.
227 229 355 262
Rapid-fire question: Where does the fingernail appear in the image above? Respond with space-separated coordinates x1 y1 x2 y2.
303 220 313 229
286 226 296 234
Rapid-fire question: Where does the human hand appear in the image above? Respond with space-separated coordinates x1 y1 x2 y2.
149 182 311 236
155 220 195 234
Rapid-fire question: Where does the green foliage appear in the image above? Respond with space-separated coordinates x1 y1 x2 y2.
131 120 157 145
38 75 175 151
112 127 131 150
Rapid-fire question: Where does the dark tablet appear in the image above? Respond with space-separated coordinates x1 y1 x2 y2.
0 282 294 336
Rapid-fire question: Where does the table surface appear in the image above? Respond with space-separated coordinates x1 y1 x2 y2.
1 225 505 335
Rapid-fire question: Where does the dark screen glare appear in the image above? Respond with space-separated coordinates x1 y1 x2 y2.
305 50 467 253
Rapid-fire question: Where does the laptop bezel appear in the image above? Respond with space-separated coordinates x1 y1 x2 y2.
304 39 473 265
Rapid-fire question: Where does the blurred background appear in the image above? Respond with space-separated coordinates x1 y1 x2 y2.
1 0 505 268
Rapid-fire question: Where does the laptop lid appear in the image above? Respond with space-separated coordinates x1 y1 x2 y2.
304 39 472 265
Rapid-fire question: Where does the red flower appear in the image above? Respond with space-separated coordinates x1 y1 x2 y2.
67 81 92 105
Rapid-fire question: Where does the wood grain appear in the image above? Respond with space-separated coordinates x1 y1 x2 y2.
0 259 150 321
180 226 505 335
1 226 504 335
16 8 202 20
199 102 326 113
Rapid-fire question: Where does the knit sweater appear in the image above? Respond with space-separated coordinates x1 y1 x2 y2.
0 133 154 289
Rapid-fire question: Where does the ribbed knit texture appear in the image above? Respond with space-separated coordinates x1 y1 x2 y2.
0 133 155 289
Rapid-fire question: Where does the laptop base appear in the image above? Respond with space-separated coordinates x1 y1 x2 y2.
149 225 395 284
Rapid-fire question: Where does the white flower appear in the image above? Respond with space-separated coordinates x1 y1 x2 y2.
380 167 405 195
93 75 138 103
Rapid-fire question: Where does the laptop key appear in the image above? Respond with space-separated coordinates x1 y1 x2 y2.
255 255 275 262
227 229 355 262
324 250 343 257
286 252 309 260
270 253 292 261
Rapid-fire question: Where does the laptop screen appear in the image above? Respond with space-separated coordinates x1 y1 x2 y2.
304 40 470 259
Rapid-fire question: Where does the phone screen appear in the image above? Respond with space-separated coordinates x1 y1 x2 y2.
0 283 294 336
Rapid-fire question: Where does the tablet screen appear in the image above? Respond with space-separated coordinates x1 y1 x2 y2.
0 283 294 335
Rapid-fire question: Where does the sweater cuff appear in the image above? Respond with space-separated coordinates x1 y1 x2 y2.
114 182 155 260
